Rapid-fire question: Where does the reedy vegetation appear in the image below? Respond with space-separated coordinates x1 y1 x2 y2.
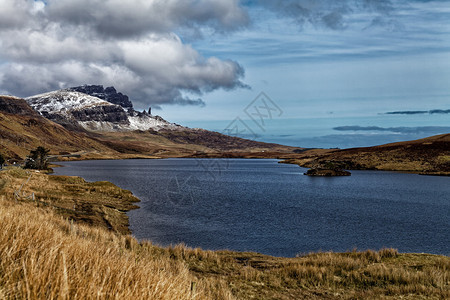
0 168 448 299
0 199 232 299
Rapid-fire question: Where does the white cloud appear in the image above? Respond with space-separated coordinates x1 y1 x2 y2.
0 0 249 106
0 0 440 109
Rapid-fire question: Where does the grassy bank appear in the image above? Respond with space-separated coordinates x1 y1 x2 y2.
0 168 140 235
0 169 448 299
281 134 450 176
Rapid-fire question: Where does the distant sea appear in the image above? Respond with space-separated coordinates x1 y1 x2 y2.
181 114 450 148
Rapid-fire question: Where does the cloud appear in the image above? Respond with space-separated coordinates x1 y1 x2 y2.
0 0 42 30
46 0 249 37
385 109 450 115
0 0 438 109
0 0 249 107
253 0 396 30
333 126 450 134
429 109 450 114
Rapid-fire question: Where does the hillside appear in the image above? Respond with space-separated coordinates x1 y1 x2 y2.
282 134 450 175
0 96 116 161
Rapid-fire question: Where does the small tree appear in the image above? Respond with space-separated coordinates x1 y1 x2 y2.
0 153 5 169
24 146 50 170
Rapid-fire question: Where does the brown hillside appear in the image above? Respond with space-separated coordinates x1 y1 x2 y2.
0 96 115 160
157 128 296 153
0 95 41 116
283 134 450 175
89 129 298 159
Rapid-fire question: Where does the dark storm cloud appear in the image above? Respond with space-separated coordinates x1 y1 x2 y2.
46 0 250 38
0 0 249 107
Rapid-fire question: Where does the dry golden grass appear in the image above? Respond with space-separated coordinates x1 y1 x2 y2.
0 168 448 299
166 247 449 299
0 198 233 299
1 167 139 234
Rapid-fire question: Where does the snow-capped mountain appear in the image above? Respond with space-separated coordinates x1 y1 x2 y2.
25 87 183 132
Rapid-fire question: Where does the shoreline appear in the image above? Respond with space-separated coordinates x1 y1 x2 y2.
2 167 140 235
51 148 450 176
52 159 449 257
279 158 450 177
4 164 450 258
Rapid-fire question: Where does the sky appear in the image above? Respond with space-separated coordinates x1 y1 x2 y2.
0 0 449 148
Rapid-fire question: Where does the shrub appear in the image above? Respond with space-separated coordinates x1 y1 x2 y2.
24 146 50 170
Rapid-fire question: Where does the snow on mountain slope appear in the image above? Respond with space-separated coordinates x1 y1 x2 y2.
77 114 182 132
26 90 113 114
127 114 181 131
25 89 183 132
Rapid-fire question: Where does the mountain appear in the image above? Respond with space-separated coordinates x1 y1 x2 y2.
24 86 297 155
283 134 450 175
1 89 297 161
26 88 182 132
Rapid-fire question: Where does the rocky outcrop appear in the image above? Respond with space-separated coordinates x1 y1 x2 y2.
70 105 129 123
304 168 351 176
69 85 133 109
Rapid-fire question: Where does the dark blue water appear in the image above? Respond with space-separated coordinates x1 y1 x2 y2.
53 158 450 257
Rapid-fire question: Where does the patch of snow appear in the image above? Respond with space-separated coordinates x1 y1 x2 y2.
26 90 113 115
127 115 181 131
78 121 127 132
78 115 184 132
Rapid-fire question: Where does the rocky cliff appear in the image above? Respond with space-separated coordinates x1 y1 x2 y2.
68 85 133 109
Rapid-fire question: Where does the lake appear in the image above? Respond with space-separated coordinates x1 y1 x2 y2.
53 158 450 257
